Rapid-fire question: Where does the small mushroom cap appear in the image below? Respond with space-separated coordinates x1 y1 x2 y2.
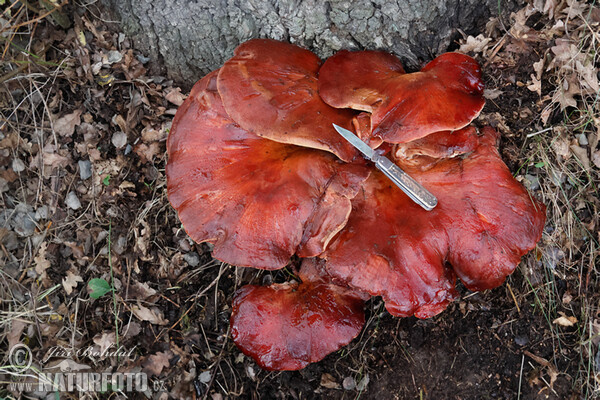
231 259 366 371
318 51 485 143
217 39 359 162
167 71 369 269
320 126 546 317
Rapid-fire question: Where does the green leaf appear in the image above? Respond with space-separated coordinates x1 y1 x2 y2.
102 175 111 186
534 161 545 168
88 278 112 299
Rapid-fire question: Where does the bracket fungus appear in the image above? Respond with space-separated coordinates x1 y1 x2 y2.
166 39 546 371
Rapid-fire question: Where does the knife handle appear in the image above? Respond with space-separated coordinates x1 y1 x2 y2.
373 155 438 211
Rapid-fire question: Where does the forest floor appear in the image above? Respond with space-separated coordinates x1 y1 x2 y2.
1 1 599 399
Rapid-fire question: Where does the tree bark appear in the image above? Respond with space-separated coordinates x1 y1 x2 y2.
104 0 518 86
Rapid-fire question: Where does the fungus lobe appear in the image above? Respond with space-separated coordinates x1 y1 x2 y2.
231 259 366 370
319 50 485 143
217 39 359 162
320 127 546 317
166 70 369 270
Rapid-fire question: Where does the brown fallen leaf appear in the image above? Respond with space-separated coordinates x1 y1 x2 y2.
165 87 186 106
123 321 142 339
552 75 579 110
591 319 600 346
46 359 92 372
34 242 52 280
92 331 117 356
131 302 168 325
62 270 83 295
570 144 590 170
553 312 578 327
523 350 559 389
459 34 491 54
320 373 340 389
53 109 82 136
142 351 173 376
128 281 157 300
540 104 553 125
592 150 600 169
112 114 128 134
551 135 571 160
483 88 504 100
7 320 27 350
141 125 168 142
527 74 542 95
134 142 161 164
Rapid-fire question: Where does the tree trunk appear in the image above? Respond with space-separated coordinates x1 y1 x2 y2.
103 0 518 86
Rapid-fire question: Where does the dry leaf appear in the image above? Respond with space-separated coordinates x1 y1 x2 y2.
34 242 52 280
532 59 544 80
131 302 168 325
483 88 504 100
575 59 600 93
543 0 557 19
7 320 27 350
30 144 72 172
552 76 580 109
459 34 491 53
524 350 559 389
550 39 577 64
165 87 186 106
570 145 590 170
320 373 340 389
527 74 542 95
93 331 116 355
112 114 128 133
592 150 600 169
53 109 82 137
552 136 570 159
563 0 585 19
540 104 553 125
142 351 172 376
134 142 161 163
553 312 578 327
129 281 157 300
141 125 168 142
62 270 83 295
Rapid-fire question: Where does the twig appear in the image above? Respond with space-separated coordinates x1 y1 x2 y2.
517 353 524 400
526 127 553 138
507 283 521 313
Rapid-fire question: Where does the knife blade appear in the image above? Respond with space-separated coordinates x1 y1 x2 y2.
333 124 438 211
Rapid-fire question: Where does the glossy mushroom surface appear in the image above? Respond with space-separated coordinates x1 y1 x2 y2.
167 71 369 269
319 51 485 143
218 39 359 162
230 259 366 370
320 127 546 317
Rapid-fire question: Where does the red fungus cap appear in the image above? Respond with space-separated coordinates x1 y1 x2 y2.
320 126 546 317
167 71 369 269
231 259 366 370
217 39 359 162
318 51 485 143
